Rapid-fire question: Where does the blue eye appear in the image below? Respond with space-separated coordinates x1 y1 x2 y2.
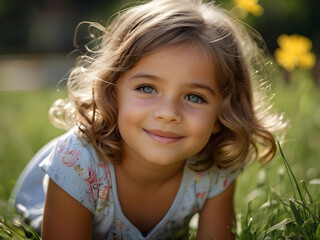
185 94 205 103
136 86 156 94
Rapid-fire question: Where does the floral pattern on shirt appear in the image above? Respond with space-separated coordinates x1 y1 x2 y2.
55 137 112 212
39 128 241 240
59 141 81 167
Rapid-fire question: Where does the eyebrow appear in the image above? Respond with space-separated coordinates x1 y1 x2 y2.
129 72 161 81
188 83 217 96
130 72 217 96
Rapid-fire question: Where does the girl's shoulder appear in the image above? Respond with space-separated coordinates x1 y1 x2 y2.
185 161 244 210
40 127 112 214
40 127 101 170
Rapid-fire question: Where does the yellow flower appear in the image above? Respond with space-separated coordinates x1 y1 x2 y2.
234 0 264 16
275 34 316 71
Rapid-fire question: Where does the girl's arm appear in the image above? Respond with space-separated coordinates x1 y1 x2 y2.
197 181 236 240
42 179 93 240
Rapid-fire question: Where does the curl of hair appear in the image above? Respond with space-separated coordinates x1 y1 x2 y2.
49 0 286 171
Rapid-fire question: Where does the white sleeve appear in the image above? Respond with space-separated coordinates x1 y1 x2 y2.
39 131 109 214
207 166 241 199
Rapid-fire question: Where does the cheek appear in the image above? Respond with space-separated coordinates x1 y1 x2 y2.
118 94 154 112
185 107 219 133
186 115 216 151
117 97 153 127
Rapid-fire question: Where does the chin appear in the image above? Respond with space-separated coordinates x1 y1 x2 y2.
144 155 187 167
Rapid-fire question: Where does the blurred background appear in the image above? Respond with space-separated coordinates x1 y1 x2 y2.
0 0 319 216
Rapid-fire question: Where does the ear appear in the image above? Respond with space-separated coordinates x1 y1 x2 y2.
212 121 221 134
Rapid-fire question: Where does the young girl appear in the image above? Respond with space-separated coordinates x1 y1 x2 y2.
12 0 284 239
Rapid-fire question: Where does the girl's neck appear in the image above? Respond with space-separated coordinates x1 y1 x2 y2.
113 149 186 235
115 153 186 188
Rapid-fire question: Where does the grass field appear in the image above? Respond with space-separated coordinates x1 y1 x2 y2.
0 69 319 238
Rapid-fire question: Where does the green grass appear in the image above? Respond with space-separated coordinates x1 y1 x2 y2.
0 89 66 200
235 69 320 211
0 200 40 240
234 142 320 239
0 69 320 239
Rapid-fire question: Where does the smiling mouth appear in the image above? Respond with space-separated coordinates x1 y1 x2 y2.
144 129 183 144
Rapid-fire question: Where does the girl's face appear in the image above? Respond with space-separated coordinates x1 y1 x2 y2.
116 42 220 167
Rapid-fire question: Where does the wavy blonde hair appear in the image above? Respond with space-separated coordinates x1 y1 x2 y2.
50 0 285 171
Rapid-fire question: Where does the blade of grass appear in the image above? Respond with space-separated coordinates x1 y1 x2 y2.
315 223 320 239
0 221 25 240
290 197 320 222
289 199 304 226
300 180 313 204
289 199 310 240
277 141 304 201
277 141 308 218
258 218 293 239
12 216 41 240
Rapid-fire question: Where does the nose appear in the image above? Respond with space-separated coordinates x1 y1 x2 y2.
153 98 182 123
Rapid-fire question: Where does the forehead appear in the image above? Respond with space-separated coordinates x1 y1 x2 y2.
146 40 215 65
153 41 212 61
139 42 214 69
119 42 219 92
131 41 213 70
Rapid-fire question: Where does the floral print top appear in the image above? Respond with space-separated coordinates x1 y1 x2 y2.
39 128 241 240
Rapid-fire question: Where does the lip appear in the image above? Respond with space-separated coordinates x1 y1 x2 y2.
144 129 183 144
